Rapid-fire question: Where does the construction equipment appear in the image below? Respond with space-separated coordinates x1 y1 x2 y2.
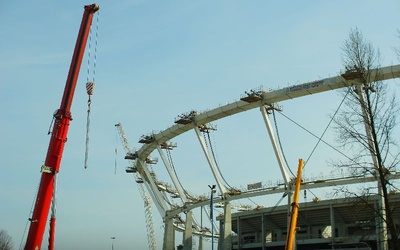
24 4 99 250
285 159 304 250
115 123 157 250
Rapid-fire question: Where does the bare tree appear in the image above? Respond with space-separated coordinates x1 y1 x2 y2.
0 229 13 250
333 28 400 249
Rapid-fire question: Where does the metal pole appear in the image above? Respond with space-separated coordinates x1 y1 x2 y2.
209 185 216 250
199 206 203 250
111 236 116 250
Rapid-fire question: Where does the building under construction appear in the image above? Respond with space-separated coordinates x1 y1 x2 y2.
116 65 400 250
216 193 400 250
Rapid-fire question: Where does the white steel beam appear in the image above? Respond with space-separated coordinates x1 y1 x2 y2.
193 126 228 195
156 145 188 203
137 160 169 215
260 106 291 185
136 65 400 166
165 172 400 219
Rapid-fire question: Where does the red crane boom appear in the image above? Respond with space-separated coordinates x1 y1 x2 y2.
24 4 99 250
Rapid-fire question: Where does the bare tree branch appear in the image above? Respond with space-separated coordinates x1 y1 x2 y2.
334 27 400 249
0 229 13 250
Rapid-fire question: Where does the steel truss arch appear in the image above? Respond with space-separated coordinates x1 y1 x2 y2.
127 65 400 249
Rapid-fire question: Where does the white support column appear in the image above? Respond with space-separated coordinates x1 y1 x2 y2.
156 145 189 203
260 106 295 247
163 217 175 250
138 160 169 214
183 210 193 250
222 202 232 250
376 190 387 250
259 106 291 185
193 126 228 195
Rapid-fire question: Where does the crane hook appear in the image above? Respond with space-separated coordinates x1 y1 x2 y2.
84 81 95 169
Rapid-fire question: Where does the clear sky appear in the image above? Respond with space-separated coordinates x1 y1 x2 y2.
1 1 399 249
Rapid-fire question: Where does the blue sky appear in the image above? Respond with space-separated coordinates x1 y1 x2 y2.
1 1 399 249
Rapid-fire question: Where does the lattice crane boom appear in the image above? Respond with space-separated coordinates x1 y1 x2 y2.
115 123 156 250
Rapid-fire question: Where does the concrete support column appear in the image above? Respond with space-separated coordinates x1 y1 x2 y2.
262 213 266 250
330 205 336 244
221 202 232 250
198 235 203 250
183 211 193 250
375 199 388 250
163 217 175 250
218 219 223 250
237 216 241 250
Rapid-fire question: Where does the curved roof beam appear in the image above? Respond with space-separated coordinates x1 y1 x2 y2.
137 65 400 163
135 64 400 218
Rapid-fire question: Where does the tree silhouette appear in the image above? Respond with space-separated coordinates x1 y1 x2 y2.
333 28 400 250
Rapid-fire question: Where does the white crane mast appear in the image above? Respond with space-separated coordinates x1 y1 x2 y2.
115 123 156 250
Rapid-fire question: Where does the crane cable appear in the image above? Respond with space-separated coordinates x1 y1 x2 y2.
165 148 187 198
165 148 196 201
274 94 361 165
272 109 295 177
19 181 41 250
275 88 352 199
84 11 99 169
203 130 233 190
303 88 351 169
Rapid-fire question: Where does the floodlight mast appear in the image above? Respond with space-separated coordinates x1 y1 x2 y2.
24 4 99 250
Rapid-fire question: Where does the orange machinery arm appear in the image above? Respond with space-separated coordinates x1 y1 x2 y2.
285 159 304 250
24 4 99 250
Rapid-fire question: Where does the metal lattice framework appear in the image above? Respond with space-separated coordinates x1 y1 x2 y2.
115 123 157 250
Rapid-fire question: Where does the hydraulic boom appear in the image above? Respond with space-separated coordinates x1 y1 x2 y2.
285 159 304 250
24 4 99 250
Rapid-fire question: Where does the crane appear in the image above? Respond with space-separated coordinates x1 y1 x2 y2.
285 159 304 250
24 4 99 250
115 123 157 250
